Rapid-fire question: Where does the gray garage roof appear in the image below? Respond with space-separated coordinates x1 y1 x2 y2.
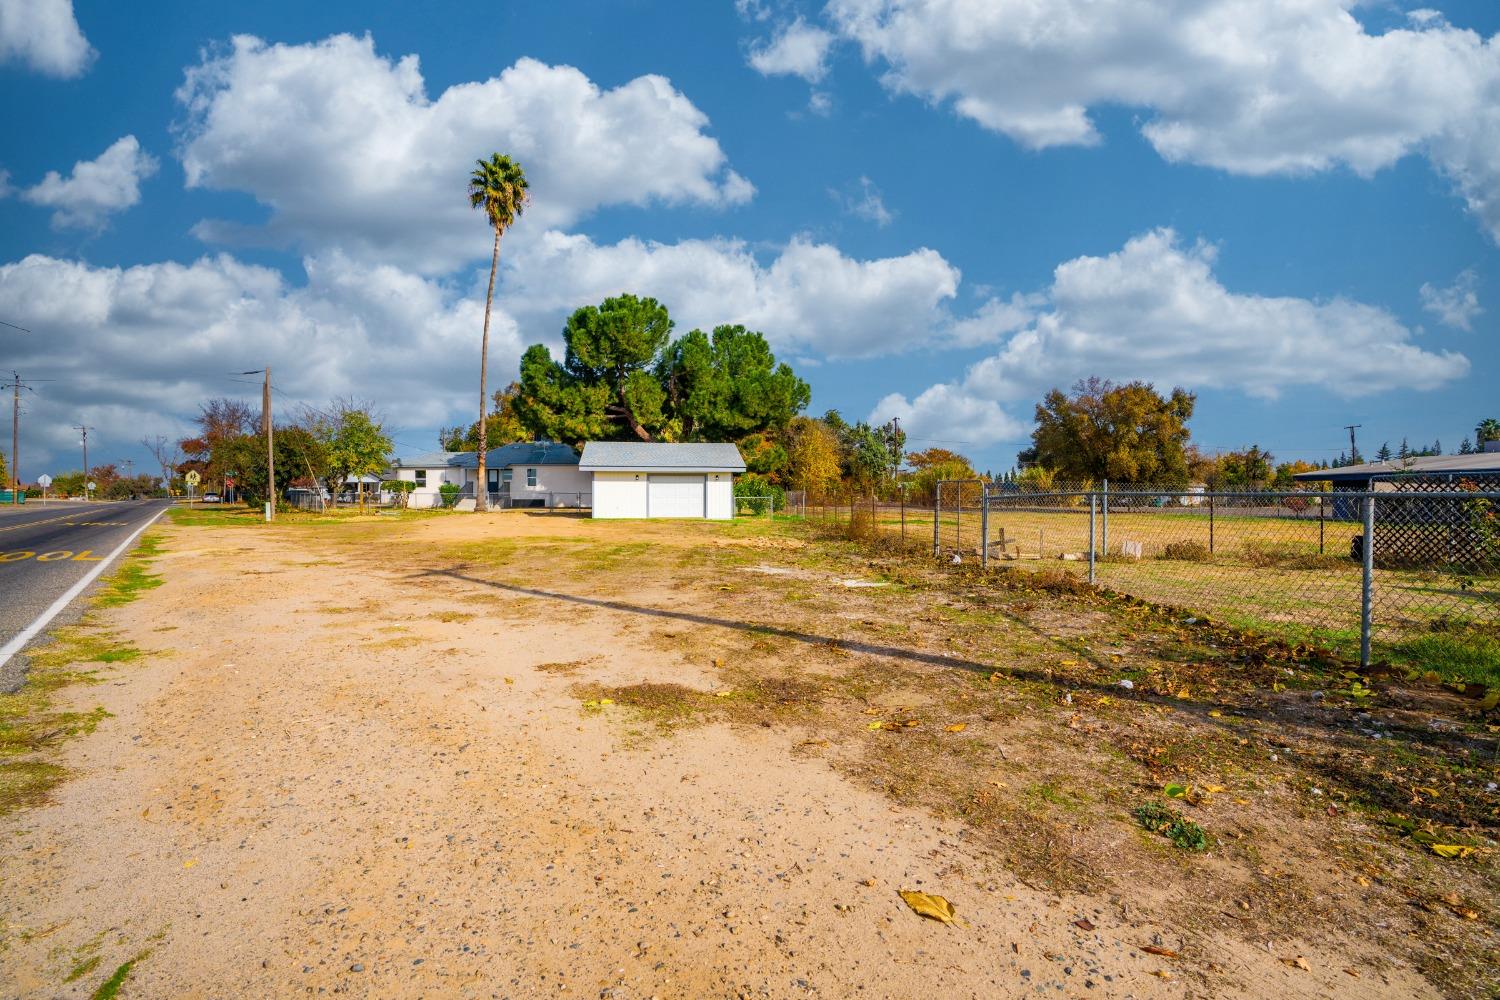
579 441 746 472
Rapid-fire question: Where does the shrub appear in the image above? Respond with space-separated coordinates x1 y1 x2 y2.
734 473 784 515
438 482 461 507
1158 540 1212 562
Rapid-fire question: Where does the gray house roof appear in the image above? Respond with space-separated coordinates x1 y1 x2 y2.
393 450 467 468
1294 451 1500 484
579 441 746 473
393 443 580 470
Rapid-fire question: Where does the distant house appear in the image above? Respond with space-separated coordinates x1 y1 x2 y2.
387 441 589 508
579 442 745 519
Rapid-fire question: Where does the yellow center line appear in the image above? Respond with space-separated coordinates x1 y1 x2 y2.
0 513 83 533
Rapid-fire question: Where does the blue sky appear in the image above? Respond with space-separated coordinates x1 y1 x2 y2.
1 0 1496 478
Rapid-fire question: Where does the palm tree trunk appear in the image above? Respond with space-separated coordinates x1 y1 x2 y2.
476 225 501 511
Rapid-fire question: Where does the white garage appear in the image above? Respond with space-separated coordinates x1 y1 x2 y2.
580 442 745 520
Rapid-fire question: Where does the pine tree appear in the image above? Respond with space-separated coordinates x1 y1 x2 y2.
1397 437 1410 460
1459 437 1474 454
1375 442 1392 462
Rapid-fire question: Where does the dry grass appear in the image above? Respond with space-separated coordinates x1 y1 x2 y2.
145 508 1500 997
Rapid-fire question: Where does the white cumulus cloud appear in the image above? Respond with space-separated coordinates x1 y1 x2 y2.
1419 269 1482 330
748 17 835 82
175 34 754 273
828 0 1500 240
870 383 1027 448
0 251 519 467
502 230 961 359
22 135 158 230
0 0 93 77
872 228 1469 445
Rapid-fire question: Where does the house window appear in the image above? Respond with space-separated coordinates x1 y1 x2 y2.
502 469 513 485
414 469 427 487
488 468 500 489
526 468 537 488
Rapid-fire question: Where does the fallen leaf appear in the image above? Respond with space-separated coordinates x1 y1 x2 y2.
867 721 886 731
1343 968 1360 978
898 890 956 925
1429 844 1476 859
183 859 197 869
1073 918 1095 931
1148 970 1172 980
714 690 733 698
944 723 968 733
1203 784 1226 794
1164 783 1189 799
903 719 920 727
1280 956 1311 971
1141 945 1179 959
1208 710 1222 718
504 677 514 685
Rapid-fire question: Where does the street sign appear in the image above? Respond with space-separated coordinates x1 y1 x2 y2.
37 474 52 488
87 481 97 491
185 470 201 487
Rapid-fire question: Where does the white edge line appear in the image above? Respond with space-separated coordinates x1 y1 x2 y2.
0 505 169 671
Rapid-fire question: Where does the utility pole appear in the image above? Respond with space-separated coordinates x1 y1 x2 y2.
75 425 92 501
263 368 274 520
10 372 18 506
1344 424 1362 465
242 368 275 520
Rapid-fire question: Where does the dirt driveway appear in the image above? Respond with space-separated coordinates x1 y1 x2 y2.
0 509 1491 998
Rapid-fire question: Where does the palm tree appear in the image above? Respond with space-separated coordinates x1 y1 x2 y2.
468 153 530 511
1477 418 1500 449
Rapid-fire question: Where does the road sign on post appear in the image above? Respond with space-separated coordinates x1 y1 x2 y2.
37 474 51 487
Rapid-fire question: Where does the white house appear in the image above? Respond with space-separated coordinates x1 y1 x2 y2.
579 442 744 519
388 442 590 508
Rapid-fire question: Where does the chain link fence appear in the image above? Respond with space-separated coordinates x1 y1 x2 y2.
804 478 1497 668
973 482 1498 666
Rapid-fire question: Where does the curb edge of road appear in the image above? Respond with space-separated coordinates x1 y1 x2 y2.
0 505 169 678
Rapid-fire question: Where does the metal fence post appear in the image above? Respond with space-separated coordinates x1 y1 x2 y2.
1318 498 1325 555
1088 493 1097 585
1209 492 1215 554
1101 478 1109 556
981 488 989 568
933 484 941 557
1360 494 1375 667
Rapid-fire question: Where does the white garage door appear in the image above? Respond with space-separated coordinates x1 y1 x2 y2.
648 475 706 518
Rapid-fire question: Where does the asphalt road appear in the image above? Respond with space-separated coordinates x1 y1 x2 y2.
0 499 170 687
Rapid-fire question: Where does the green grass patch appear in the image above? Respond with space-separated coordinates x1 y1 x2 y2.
93 533 165 607
1386 625 1500 689
90 951 150 1000
0 531 159 818
66 954 103 983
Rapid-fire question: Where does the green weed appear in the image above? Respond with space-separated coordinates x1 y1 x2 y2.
90 951 150 1000
1132 802 1208 851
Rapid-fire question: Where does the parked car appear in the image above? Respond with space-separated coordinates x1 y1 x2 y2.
201 493 222 503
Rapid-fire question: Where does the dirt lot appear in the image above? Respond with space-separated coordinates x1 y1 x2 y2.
1 507 1495 998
